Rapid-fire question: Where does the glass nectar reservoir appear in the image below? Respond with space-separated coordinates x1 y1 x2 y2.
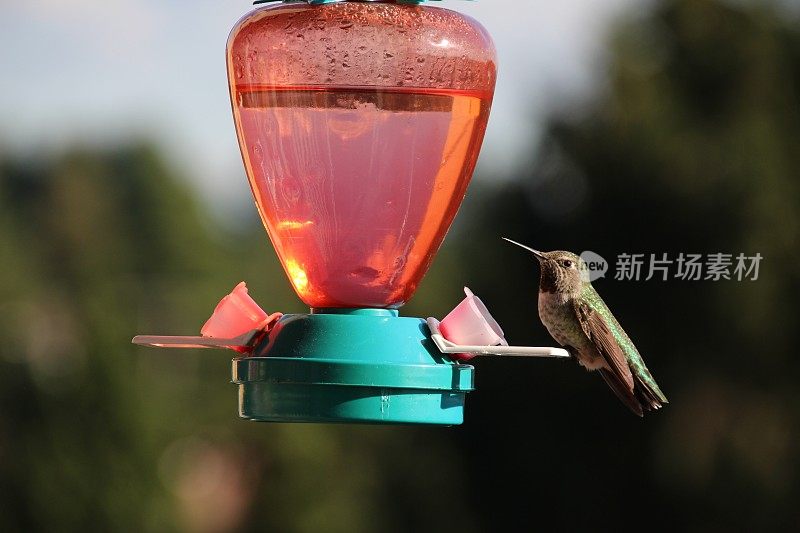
227 0 496 309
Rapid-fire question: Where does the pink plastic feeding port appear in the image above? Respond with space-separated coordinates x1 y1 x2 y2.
439 287 508 349
426 287 569 361
132 282 282 354
201 282 270 338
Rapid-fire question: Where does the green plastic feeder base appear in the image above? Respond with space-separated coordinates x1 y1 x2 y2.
231 308 474 424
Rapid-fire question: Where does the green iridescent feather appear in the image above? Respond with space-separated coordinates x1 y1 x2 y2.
580 284 668 404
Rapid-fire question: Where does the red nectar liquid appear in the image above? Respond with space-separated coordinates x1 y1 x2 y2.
233 84 491 308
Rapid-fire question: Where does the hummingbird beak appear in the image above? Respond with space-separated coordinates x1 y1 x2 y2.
502 237 545 260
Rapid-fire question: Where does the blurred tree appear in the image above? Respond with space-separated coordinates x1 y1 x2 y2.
450 0 800 530
0 144 476 532
3 0 800 531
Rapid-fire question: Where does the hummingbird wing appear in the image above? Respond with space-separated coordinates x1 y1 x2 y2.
575 287 668 415
573 299 643 416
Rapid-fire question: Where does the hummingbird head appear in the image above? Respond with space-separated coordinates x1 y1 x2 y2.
502 238 588 295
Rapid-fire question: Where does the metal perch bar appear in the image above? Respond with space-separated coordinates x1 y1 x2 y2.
131 329 262 350
426 318 570 358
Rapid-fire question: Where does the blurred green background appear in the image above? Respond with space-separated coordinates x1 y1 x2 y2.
2 0 800 531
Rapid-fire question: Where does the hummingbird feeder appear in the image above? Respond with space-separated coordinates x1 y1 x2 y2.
133 0 568 425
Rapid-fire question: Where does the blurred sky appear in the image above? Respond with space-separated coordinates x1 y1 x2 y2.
0 0 641 216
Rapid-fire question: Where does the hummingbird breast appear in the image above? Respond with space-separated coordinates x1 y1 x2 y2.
538 291 607 371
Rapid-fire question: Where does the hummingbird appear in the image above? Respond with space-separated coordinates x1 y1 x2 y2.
503 238 668 416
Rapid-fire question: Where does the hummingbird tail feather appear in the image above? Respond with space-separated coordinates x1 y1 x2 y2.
599 368 643 417
634 375 668 411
